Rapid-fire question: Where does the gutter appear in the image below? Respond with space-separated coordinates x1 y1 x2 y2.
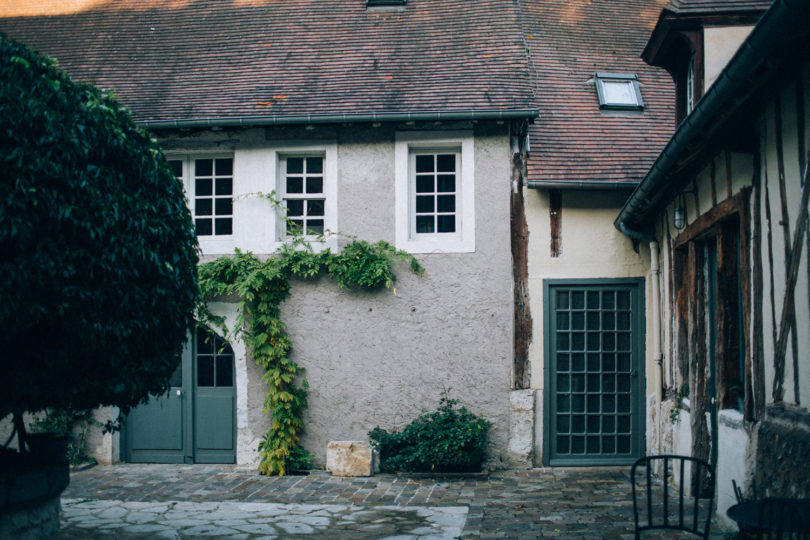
615 0 810 232
528 180 637 191
138 109 539 130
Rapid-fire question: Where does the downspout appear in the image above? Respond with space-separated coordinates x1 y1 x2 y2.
617 222 664 404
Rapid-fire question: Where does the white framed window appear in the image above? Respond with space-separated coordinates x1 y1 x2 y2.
272 143 337 248
395 131 474 253
168 155 234 237
594 72 644 111
280 155 326 237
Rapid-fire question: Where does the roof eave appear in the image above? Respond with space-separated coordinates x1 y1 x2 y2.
616 0 810 234
139 109 540 130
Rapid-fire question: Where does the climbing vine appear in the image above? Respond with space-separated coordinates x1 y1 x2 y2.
198 236 423 476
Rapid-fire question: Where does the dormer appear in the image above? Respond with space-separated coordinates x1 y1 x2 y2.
642 0 770 124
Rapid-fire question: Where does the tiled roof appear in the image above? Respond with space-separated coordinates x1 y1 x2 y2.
521 0 676 186
663 0 773 15
0 0 534 123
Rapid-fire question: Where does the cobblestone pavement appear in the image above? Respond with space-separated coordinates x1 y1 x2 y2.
59 464 729 539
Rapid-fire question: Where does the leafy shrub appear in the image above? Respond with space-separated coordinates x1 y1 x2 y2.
31 408 98 466
369 395 490 473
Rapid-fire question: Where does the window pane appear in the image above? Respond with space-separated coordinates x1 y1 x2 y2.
287 199 304 216
436 154 455 172
215 198 232 216
215 218 232 235
197 330 213 353
215 178 232 196
416 175 434 193
195 218 212 236
286 177 303 194
415 155 434 173
437 195 455 212
416 195 434 213
286 157 303 174
307 200 324 217
416 215 434 233
437 215 455 233
287 220 303 234
195 159 212 176
306 157 323 174
307 220 324 235
195 199 212 216
215 158 232 176
557 394 570 413
437 175 455 192
197 356 214 387
557 354 570 371
306 177 323 194
168 160 183 179
195 178 212 196
602 80 637 105
216 355 233 387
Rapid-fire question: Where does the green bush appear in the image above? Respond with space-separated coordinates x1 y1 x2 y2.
368 395 490 473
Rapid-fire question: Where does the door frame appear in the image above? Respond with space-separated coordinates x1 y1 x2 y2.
542 277 646 466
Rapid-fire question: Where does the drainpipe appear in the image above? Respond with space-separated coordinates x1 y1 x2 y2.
617 222 664 403
650 242 664 404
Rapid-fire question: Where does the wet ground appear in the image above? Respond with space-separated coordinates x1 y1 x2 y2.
59 464 728 538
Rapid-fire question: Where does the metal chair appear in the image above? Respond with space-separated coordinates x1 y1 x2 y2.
756 498 809 540
631 454 716 539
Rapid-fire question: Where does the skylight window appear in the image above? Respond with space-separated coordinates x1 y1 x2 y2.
366 0 406 6
594 73 644 111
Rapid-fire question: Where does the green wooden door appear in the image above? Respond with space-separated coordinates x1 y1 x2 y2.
124 328 235 464
544 279 645 466
193 329 235 463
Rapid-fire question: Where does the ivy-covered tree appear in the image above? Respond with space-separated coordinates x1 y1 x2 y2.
0 35 199 432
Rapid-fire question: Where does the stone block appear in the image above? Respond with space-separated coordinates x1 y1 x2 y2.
326 441 375 477
505 389 534 466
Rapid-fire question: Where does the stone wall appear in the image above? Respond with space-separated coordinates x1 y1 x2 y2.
0 461 69 540
752 405 810 498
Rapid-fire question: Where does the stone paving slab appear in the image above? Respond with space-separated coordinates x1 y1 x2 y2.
59 465 730 538
60 499 467 539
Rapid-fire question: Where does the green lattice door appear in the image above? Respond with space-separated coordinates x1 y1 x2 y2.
544 280 645 465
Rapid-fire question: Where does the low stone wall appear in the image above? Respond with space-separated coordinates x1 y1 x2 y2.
752 405 810 498
0 460 70 539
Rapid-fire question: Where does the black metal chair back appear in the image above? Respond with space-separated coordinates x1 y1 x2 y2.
757 498 809 540
631 454 715 539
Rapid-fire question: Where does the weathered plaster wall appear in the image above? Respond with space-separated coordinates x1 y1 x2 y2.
279 126 515 466
703 26 755 92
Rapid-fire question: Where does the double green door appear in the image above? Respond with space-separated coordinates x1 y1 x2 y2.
544 279 645 466
124 328 235 464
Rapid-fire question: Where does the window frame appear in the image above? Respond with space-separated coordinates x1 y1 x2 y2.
273 143 338 250
594 72 644 111
395 131 475 253
279 153 328 238
168 153 235 240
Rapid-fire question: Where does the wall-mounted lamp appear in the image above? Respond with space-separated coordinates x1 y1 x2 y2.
673 189 694 230
673 205 686 230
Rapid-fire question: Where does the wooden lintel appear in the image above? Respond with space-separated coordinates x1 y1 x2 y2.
673 189 750 249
